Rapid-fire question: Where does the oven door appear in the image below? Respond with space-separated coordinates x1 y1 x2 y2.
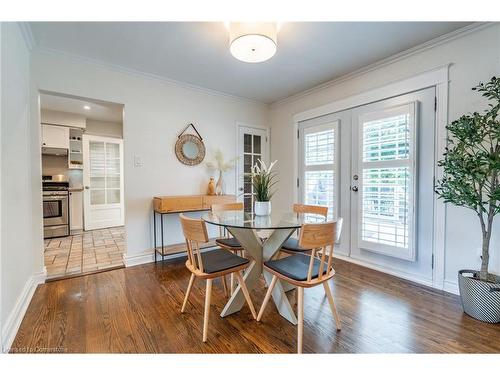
43 194 69 226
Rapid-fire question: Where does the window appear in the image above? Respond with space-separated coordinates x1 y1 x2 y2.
300 121 338 221
89 141 121 205
358 103 417 260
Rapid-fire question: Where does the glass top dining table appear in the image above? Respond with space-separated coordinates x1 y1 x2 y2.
203 210 322 230
202 210 323 325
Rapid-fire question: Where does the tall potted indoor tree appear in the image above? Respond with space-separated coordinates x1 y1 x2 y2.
436 76 500 323
251 160 278 216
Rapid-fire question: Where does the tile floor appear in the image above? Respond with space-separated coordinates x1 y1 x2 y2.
44 226 125 279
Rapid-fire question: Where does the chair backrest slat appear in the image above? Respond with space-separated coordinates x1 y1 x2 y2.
293 203 328 217
212 202 243 237
180 214 209 273
298 219 342 282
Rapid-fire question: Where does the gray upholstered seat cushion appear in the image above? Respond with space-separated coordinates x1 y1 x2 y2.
264 254 331 281
201 248 249 274
281 237 311 252
215 237 242 249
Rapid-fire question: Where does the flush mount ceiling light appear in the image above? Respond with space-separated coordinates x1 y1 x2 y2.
83 105 91 110
228 22 278 63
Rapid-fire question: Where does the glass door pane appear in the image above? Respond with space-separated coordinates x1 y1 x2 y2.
89 140 122 206
243 135 262 213
357 103 416 260
239 127 267 214
300 122 338 220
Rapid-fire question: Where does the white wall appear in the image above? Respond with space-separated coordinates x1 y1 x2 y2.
0 23 42 351
31 49 269 263
269 24 500 291
85 119 122 138
41 108 86 128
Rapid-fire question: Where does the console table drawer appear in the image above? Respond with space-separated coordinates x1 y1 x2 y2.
202 195 236 209
153 194 236 213
153 195 203 213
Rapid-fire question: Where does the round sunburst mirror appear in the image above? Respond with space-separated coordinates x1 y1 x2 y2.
175 133 206 166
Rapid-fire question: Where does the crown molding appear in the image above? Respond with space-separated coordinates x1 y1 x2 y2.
17 22 36 51
34 46 268 108
270 22 494 108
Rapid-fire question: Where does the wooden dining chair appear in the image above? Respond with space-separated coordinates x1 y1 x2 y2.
212 202 246 294
179 214 257 342
279 203 329 256
212 202 245 256
257 218 343 353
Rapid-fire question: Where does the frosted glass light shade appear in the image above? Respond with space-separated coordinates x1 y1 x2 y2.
228 23 277 63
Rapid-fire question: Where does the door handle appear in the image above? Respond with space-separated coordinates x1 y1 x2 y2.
239 187 244 191
351 186 358 192
84 186 90 190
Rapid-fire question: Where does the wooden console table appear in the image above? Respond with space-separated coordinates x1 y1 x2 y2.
152 194 236 262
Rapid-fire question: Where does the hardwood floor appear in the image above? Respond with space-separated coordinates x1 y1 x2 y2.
11 257 500 353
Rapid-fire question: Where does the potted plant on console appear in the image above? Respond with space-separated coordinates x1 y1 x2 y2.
436 76 500 323
252 160 278 216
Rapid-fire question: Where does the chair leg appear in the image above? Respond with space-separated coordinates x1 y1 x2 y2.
297 286 304 354
221 275 229 297
235 271 257 319
230 273 235 294
257 275 278 321
181 273 195 313
202 279 213 342
323 281 341 331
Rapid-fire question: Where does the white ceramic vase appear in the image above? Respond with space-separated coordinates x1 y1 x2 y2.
254 201 271 216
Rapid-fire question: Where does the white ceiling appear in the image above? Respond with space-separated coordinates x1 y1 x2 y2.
40 92 123 122
30 22 472 104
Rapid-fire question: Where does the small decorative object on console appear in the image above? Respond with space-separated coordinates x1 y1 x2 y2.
206 149 237 196
207 177 216 195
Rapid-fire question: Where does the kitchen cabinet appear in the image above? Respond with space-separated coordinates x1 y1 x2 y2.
69 190 83 231
42 124 69 149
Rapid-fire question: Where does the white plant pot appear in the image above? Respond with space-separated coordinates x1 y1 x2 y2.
254 201 271 216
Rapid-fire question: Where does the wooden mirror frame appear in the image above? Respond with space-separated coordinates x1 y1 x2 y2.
175 134 206 166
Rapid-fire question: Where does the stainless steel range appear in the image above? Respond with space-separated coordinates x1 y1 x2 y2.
43 177 70 238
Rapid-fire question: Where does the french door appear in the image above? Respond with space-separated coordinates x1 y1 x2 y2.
298 87 436 281
83 135 125 230
237 125 268 213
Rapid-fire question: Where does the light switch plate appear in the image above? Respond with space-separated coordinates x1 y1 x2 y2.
134 155 143 167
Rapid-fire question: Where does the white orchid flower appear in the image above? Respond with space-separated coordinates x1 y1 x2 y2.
268 160 277 173
259 159 267 172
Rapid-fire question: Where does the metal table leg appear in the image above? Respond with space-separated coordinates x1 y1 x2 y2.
153 211 157 263
221 226 297 325
160 213 165 261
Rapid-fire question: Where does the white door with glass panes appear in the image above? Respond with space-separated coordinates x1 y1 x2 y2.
350 87 435 281
83 135 124 230
298 110 351 256
298 87 435 282
237 126 268 213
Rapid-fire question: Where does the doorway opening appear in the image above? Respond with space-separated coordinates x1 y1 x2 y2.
40 91 126 280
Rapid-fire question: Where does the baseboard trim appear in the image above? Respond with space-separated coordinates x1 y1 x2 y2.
123 250 155 267
443 280 460 295
2 271 46 353
123 246 220 268
333 253 434 289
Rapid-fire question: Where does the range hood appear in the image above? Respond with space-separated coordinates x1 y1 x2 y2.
42 147 68 156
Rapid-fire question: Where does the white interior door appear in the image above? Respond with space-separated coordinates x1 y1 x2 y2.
237 125 268 213
298 110 351 256
350 87 435 282
83 135 124 230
